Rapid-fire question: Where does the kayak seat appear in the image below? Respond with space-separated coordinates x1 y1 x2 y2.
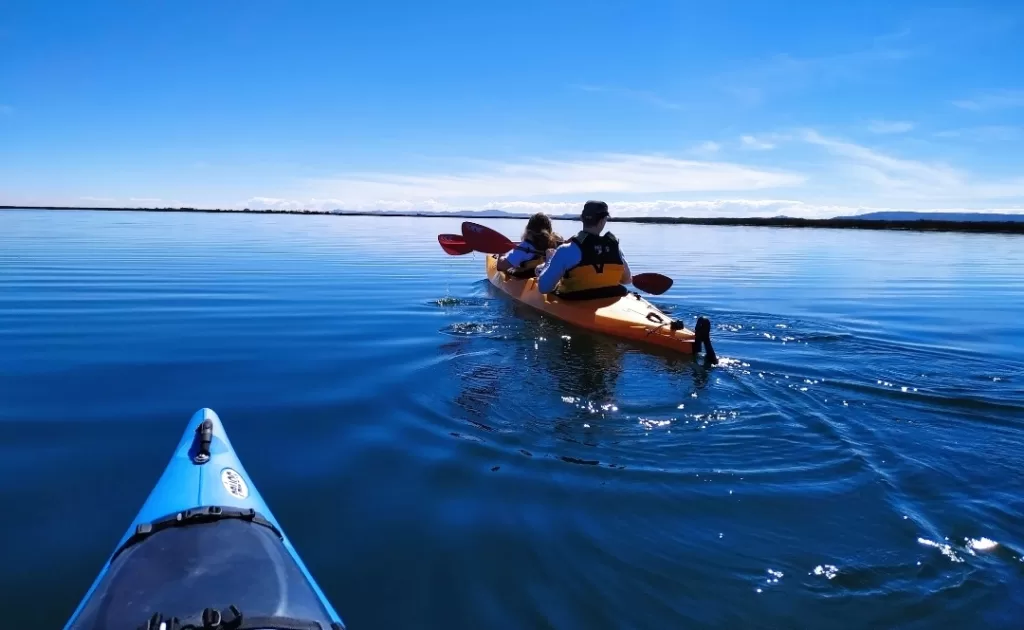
68 512 340 630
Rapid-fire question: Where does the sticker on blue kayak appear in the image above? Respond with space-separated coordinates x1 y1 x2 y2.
221 468 249 499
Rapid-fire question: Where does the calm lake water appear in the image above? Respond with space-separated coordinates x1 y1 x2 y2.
2 209 1023 628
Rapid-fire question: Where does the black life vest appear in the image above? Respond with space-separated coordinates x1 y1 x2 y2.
555 231 628 299
506 242 545 278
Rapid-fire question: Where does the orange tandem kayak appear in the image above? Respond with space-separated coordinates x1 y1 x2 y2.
485 253 701 355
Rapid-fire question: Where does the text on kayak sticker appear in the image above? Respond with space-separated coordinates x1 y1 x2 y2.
221 467 249 499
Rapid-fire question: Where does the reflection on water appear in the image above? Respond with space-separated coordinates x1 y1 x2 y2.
1 210 1023 629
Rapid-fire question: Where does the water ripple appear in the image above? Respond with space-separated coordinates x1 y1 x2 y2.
2 210 1024 629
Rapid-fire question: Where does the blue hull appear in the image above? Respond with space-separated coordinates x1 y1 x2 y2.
64 408 345 630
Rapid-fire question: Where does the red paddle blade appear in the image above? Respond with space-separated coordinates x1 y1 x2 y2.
632 272 673 295
438 233 473 255
461 221 514 255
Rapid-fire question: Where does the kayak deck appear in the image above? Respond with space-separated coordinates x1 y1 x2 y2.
486 254 697 354
64 408 345 630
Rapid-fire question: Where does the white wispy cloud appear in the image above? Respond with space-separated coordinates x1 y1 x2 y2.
724 86 763 106
952 89 1024 111
303 154 804 208
68 126 1024 219
572 84 682 110
717 29 919 104
868 120 915 134
740 135 776 150
715 12 1016 108
801 129 1024 201
802 129 964 196
239 196 1024 219
227 131 1024 217
934 126 1023 142
80 196 115 203
243 197 335 211
690 141 722 155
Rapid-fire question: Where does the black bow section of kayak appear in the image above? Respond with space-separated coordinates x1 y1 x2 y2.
111 506 282 562
137 605 345 630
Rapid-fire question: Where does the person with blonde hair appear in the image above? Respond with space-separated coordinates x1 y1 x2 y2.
496 212 564 278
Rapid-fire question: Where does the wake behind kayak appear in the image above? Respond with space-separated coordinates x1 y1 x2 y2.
64 408 345 630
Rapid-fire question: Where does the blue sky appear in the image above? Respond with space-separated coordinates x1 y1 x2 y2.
2 0 1022 217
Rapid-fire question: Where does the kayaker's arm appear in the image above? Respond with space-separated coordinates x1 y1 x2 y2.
536 244 580 294
498 243 534 272
620 253 633 285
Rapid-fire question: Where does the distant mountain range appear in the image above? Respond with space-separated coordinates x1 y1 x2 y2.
833 211 1024 223
332 208 1024 223
5 205 1023 225
331 208 579 220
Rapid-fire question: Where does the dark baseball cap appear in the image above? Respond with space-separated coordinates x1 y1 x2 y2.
581 200 609 221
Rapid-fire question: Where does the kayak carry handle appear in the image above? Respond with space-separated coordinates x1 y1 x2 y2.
193 419 214 464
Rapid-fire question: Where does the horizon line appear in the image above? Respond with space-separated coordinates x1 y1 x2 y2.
4 205 1024 235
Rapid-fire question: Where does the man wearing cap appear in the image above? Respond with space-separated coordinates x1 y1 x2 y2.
535 200 632 300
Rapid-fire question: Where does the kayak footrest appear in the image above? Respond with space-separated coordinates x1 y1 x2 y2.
112 506 281 561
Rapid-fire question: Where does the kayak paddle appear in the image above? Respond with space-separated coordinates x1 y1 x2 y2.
438 233 474 255
631 273 673 295
458 222 674 295
461 221 515 254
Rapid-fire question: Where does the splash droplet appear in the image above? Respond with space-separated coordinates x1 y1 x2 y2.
966 537 998 551
812 565 838 580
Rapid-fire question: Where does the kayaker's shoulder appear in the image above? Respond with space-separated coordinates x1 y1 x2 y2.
552 240 582 262
570 230 619 244
552 238 579 254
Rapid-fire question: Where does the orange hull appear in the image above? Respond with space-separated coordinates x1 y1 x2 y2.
485 254 696 355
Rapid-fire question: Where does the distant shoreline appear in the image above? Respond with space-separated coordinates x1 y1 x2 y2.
4 205 1024 235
